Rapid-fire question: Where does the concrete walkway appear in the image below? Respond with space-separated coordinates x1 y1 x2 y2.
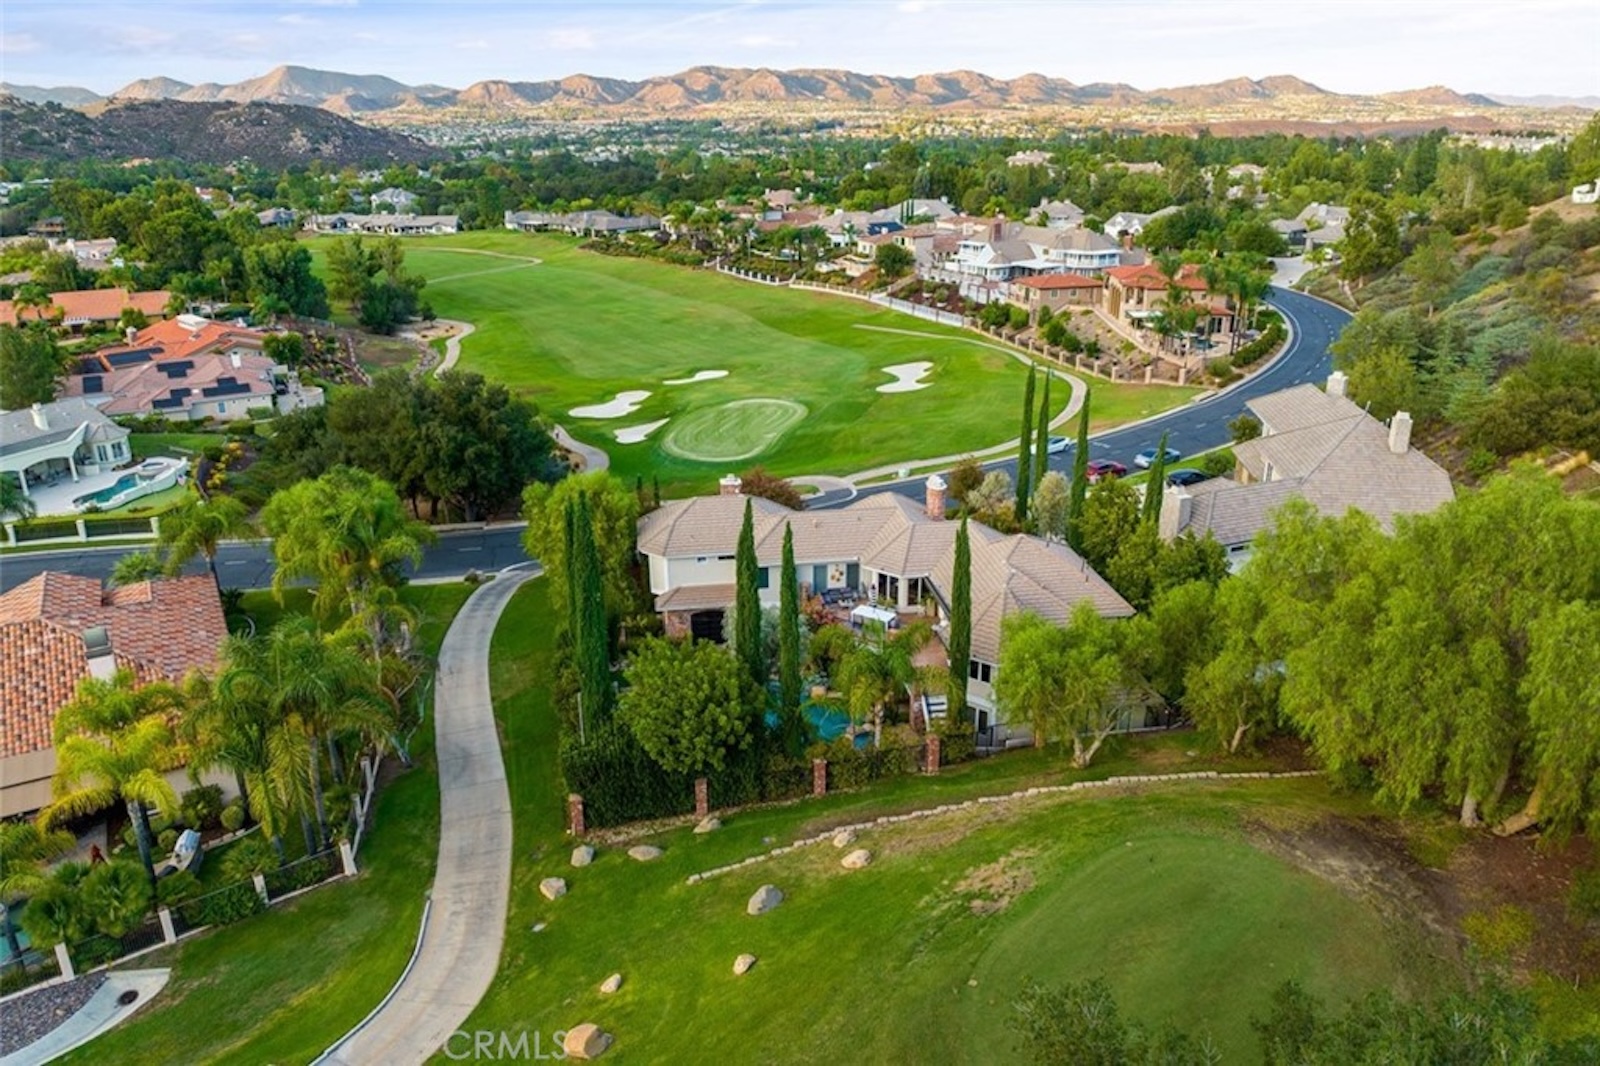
1 970 170 1066
431 319 475 377
318 569 534 1065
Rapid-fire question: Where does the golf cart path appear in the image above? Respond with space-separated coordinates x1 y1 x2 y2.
430 319 474 376
318 569 534 1066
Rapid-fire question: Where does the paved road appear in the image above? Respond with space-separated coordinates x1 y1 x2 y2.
810 287 1349 508
318 568 533 1066
0 526 532 594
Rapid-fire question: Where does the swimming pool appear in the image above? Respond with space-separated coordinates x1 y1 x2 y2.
74 472 142 507
766 700 870 748
70 458 184 512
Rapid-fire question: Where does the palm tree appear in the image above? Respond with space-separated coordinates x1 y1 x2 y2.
11 285 54 324
110 550 164 587
41 670 184 889
158 494 257 594
0 475 36 524
833 622 941 747
181 670 292 863
0 822 74 960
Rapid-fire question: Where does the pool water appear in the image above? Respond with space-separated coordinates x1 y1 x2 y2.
765 700 870 748
74 472 143 506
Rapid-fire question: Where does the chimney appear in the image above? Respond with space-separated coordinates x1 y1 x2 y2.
990 219 1003 242
125 326 138 345
1121 232 1133 252
1326 370 1348 398
30 403 48 430
83 626 116 682
719 474 743 496
1388 411 1413 455
230 351 242 369
1158 485 1193 542
925 474 947 520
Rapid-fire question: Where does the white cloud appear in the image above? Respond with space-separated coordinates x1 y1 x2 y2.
548 27 596 51
0 33 42 54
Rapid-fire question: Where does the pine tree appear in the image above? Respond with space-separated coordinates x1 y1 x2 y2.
1033 370 1052 490
1016 367 1036 523
948 517 972 721
571 493 612 727
777 523 805 755
734 498 764 690
1143 431 1171 527
1067 392 1092 551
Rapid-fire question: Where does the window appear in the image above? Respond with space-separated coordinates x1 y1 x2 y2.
695 556 709 564
716 554 734 561
967 660 993 684
757 568 770 590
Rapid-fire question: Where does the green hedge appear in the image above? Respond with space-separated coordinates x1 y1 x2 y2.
1231 320 1286 368
177 881 265 928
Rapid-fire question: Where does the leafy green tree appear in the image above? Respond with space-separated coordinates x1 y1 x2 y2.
81 861 152 939
947 456 984 507
262 466 435 625
1339 193 1404 287
1 474 38 523
244 239 329 319
159 494 257 594
1067 392 1091 551
262 331 307 369
1016 368 1036 523
1121 580 1218 706
0 323 65 409
835 622 937 747
948 517 972 719
873 241 914 279
571 493 613 730
1401 229 1460 317
324 235 376 307
996 606 1132 765
620 638 753 775
0 822 73 959
421 371 557 521
1031 471 1071 543
1184 574 1281 752
776 524 804 755
184 667 289 862
1013 977 1214 1066
1347 344 1419 422
1077 478 1140 573
521 472 640 625
1227 413 1262 442
734 499 764 690
41 670 184 887
1520 600 1600 836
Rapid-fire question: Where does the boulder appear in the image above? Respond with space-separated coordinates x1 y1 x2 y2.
841 849 872 870
563 1023 613 1060
627 845 663 862
831 829 857 849
539 877 568 900
693 817 722 834
733 953 758 976
746 884 783 916
600 973 623 995
571 845 595 867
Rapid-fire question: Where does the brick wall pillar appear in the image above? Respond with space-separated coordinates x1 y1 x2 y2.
924 734 942 775
812 758 827 797
567 793 586 837
694 777 709 818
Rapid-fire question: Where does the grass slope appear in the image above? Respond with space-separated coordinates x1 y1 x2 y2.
460 580 1436 1064
308 232 1197 493
61 583 472 1066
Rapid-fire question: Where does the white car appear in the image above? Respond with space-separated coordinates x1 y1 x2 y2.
1047 436 1069 454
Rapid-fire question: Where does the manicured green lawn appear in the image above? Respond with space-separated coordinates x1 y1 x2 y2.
128 432 223 460
307 232 1198 494
62 583 473 1066
455 579 1441 1064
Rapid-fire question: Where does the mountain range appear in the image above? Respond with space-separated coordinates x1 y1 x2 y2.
0 64 1531 117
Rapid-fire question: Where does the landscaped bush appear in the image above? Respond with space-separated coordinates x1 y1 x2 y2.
1200 450 1237 478
181 784 225 830
157 828 179 854
176 881 265 929
1230 320 1286 368
263 855 334 897
156 870 200 907
220 804 246 832
220 836 277 883
813 736 920 790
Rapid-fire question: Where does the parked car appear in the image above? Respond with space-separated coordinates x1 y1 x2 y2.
1165 468 1209 487
1047 436 1069 454
1085 459 1127 482
1134 446 1182 469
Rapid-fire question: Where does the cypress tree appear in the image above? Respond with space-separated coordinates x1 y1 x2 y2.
948 516 972 721
1067 392 1091 551
571 493 612 727
1033 370 1052 490
1143 431 1171 527
734 498 764 690
1016 367 1036 523
777 523 805 755
563 498 580 636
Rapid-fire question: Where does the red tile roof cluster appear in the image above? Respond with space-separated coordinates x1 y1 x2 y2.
0 288 170 327
1014 273 1103 290
85 317 267 369
1103 263 1211 292
0 573 227 758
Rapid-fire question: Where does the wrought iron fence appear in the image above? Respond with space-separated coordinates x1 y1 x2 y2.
0 948 61 996
172 880 265 936
263 851 339 901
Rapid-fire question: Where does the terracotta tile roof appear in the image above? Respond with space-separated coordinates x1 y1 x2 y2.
86 316 267 369
0 573 227 759
62 351 277 416
0 288 169 327
1014 273 1103 290
1103 263 1210 292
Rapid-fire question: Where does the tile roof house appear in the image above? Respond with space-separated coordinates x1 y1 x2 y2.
1160 372 1454 566
1295 202 1349 248
0 288 170 330
308 213 460 236
639 477 1133 740
1102 262 1233 336
1033 198 1085 229
1009 273 1103 317
81 315 267 371
0 398 131 500
61 351 302 422
370 187 420 212
0 573 230 818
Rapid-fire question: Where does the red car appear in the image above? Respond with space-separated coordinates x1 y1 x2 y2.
1086 460 1127 482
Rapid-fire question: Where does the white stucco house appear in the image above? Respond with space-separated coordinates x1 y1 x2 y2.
0 398 131 499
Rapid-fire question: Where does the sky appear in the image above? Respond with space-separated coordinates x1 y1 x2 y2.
2 0 1597 99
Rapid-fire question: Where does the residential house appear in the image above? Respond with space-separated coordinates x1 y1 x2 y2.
1009 273 1103 319
60 238 119 271
637 477 1133 744
1033 198 1085 229
870 198 958 225
257 206 298 228
1102 262 1233 337
1270 218 1308 249
0 398 131 500
1572 179 1599 205
82 315 268 371
0 288 170 330
370 187 420 213
307 213 459 236
62 348 321 422
1102 205 1179 240
1160 372 1455 567
0 573 232 818
27 217 67 239
501 209 659 236
1296 202 1349 248
1007 150 1053 168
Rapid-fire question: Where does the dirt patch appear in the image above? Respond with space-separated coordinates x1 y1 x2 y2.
1446 832 1597 985
955 847 1039 916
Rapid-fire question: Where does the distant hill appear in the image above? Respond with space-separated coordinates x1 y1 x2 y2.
2 64 1584 134
0 82 103 107
0 96 437 168
1489 93 1600 109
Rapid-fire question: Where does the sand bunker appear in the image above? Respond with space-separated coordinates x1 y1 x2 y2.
663 370 730 385
569 390 651 419
614 419 669 444
876 362 934 393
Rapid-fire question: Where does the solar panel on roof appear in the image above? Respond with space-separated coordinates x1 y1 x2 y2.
158 361 193 378
77 357 102 375
82 375 103 394
201 381 252 398
104 348 156 368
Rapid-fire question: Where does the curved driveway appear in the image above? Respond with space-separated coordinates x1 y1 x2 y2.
811 287 1349 508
